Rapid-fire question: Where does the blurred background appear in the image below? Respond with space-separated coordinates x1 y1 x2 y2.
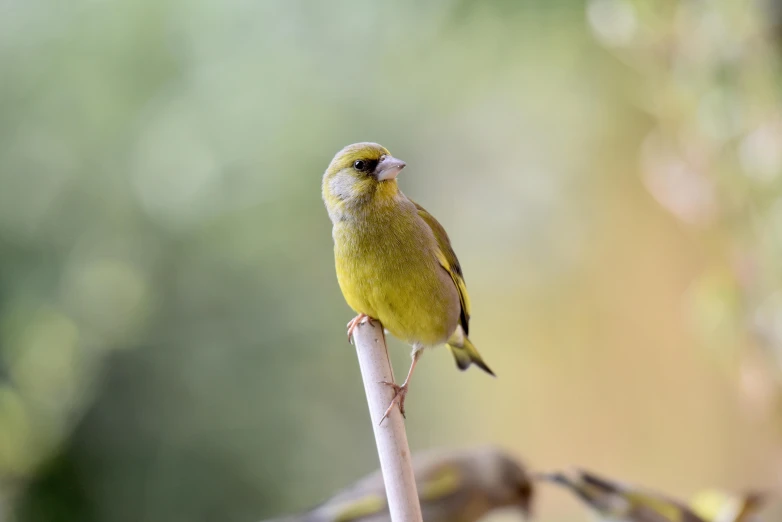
1 0 782 521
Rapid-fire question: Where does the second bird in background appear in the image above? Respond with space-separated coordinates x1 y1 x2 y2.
264 446 534 522
538 468 707 522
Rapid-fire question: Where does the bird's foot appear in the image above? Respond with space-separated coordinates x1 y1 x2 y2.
346 314 375 344
378 381 409 424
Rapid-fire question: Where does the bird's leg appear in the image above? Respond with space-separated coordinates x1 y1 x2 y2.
379 346 423 423
347 313 376 344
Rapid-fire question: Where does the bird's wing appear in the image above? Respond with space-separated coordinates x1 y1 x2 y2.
626 492 707 522
626 504 684 522
303 468 388 522
412 201 471 335
312 462 465 522
417 462 464 502
328 495 387 522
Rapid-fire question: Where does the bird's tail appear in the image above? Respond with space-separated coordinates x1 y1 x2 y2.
447 335 495 376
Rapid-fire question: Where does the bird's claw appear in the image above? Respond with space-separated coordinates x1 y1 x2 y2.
346 314 375 344
378 381 408 424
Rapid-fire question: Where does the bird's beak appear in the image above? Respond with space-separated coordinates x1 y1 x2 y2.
376 155 406 181
532 472 569 485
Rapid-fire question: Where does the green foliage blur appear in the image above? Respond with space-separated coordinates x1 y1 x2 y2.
1 0 781 521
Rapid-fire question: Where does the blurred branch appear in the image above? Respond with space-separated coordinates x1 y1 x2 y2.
352 319 422 522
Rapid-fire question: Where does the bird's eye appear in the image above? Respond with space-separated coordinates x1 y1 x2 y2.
353 160 367 171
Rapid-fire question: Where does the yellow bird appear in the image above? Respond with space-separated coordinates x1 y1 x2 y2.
322 142 493 418
264 446 534 522
538 469 706 522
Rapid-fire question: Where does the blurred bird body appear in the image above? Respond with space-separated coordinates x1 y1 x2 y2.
322 142 493 415
264 446 533 522
689 490 766 522
540 469 706 522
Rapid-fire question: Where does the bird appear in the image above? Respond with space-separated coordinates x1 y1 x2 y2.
689 489 767 522
262 446 534 522
322 142 493 419
537 468 706 522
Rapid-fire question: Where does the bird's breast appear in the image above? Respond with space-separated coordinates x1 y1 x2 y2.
332 207 459 346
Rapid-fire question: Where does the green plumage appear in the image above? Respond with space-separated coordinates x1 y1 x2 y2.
322 142 493 375
263 447 533 522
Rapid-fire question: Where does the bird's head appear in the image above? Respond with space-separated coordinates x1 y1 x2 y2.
499 456 535 518
322 142 407 222
473 448 535 518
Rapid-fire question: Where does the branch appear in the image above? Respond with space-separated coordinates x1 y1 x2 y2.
352 319 423 522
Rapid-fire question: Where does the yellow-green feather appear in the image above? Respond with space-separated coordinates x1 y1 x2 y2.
414 202 471 333
419 464 464 502
413 202 494 376
690 490 765 522
565 471 707 522
626 492 686 521
332 494 387 522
